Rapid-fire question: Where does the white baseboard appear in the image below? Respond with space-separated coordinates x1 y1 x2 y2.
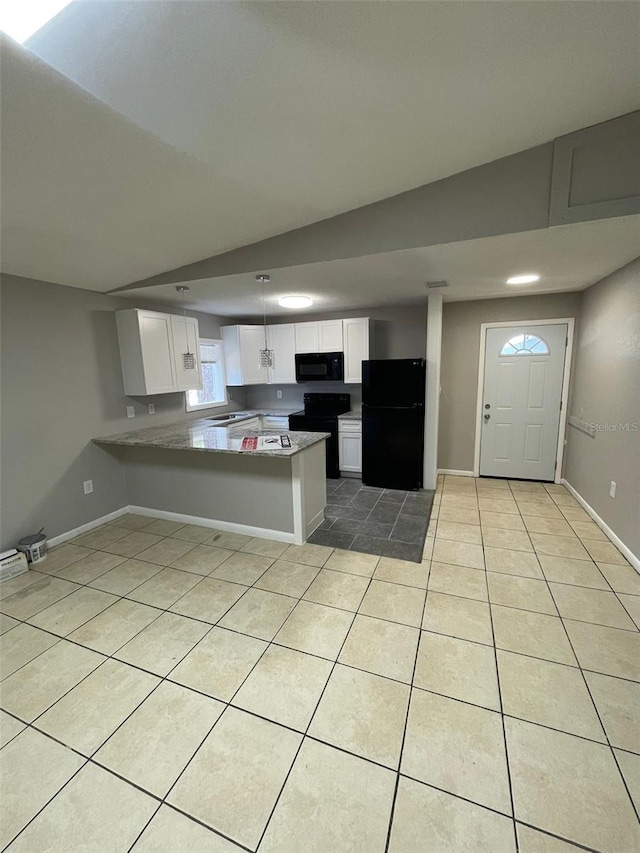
48 507 130 547
561 479 639 574
438 469 475 477
49 505 297 548
128 506 296 544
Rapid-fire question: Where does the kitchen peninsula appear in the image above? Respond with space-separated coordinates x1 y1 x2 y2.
94 419 328 545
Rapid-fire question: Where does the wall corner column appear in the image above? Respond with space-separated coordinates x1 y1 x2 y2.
424 292 443 490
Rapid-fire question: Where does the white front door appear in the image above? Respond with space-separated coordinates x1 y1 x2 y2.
479 323 567 481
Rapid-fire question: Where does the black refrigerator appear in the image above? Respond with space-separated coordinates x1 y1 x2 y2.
362 359 426 491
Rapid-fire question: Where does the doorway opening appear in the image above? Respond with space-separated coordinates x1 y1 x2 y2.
473 318 574 483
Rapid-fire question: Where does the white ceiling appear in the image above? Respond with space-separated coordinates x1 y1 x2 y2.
1 1 639 291
117 217 640 316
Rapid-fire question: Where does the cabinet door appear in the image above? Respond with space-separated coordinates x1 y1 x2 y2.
240 326 268 385
318 320 343 352
138 311 177 394
171 316 202 391
339 431 362 473
343 318 370 383
294 322 319 353
267 324 296 384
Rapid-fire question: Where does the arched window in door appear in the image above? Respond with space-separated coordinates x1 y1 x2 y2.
499 333 550 356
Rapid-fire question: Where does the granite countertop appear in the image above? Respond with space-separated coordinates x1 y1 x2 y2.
338 409 362 421
93 419 329 459
205 409 297 425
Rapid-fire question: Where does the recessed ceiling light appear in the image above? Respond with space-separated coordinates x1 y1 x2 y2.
507 274 540 285
278 295 313 309
0 0 72 44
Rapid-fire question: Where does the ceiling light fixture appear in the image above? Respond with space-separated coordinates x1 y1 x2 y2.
257 274 274 369
278 295 313 309
506 274 540 285
175 286 196 371
0 0 72 44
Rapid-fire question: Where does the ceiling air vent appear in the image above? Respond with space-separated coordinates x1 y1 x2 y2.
425 280 449 289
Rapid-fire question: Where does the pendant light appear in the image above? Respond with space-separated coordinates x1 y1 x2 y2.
175 286 196 370
257 274 274 368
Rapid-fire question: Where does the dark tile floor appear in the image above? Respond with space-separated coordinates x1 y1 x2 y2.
308 478 434 563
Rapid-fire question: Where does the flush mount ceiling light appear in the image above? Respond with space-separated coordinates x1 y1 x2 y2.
278 295 313 309
0 0 72 43
506 274 540 285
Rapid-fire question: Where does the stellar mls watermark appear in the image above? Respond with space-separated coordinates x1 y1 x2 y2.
589 422 639 432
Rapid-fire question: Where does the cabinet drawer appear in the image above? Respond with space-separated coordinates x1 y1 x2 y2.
262 416 290 430
338 420 362 433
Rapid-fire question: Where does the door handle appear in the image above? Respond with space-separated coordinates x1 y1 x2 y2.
484 413 491 421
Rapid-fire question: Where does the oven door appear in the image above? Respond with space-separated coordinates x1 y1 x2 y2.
295 352 344 383
288 414 340 479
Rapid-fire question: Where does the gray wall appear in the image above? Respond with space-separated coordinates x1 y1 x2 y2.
243 304 427 412
245 382 362 412
0 273 244 549
119 446 294 533
563 258 640 557
438 292 582 473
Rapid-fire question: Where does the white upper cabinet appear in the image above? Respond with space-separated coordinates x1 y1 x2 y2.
318 320 343 352
170 315 202 391
294 320 343 353
267 324 296 384
294 322 319 353
343 318 372 383
116 308 202 396
218 317 372 386
222 325 268 386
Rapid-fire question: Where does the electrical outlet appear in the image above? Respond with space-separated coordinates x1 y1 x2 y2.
276 390 283 399
126 405 135 418
609 481 616 498
83 479 94 495
148 403 156 415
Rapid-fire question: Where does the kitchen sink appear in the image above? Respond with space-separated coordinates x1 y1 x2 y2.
206 412 253 423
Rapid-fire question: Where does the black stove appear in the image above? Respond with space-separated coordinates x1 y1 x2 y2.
288 393 351 479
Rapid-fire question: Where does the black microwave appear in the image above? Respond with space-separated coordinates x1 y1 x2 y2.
295 352 344 382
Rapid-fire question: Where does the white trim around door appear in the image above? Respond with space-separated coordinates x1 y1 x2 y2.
424 292 443 491
473 317 575 483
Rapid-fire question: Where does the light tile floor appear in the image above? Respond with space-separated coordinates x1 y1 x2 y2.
1 477 639 852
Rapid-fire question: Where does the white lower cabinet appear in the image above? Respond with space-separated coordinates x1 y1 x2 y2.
338 420 362 474
237 416 261 431
261 415 290 431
